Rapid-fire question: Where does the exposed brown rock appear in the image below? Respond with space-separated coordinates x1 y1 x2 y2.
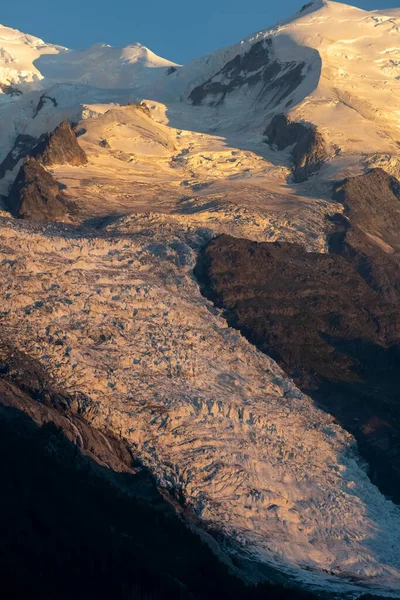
0 122 87 220
0 122 86 184
331 168 400 302
0 379 135 475
7 157 74 221
334 168 400 239
195 233 400 502
265 113 328 182
31 121 87 167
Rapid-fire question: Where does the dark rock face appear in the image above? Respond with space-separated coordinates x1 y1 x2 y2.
7 157 74 221
189 40 305 108
331 168 400 302
334 168 400 236
0 133 36 181
0 122 87 206
265 113 327 182
195 234 400 502
33 92 58 118
0 82 22 96
0 380 134 476
31 121 87 167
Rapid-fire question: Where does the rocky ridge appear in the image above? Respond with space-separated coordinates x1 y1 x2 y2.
265 114 328 182
5 121 87 221
7 157 74 221
30 121 88 167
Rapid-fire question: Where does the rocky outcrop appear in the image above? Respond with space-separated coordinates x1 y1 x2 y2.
30 121 87 166
7 157 74 221
331 168 400 302
196 233 400 502
0 82 22 96
189 40 305 108
334 168 400 235
33 93 58 118
0 133 36 181
265 114 328 182
0 122 87 201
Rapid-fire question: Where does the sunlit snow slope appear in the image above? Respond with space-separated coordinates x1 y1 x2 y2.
0 23 178 101
0 23 65 95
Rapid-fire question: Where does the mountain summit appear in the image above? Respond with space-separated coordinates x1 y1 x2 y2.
0 23 178 96
0 23 65 92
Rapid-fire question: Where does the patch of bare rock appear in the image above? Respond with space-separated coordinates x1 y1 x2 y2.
6 157 74 221
331 168 400 302
30 121 88 167
3 121 87 222
265 113 328 182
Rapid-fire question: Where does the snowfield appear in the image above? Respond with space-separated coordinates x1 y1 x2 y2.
1 1 400 595
0 23 65 93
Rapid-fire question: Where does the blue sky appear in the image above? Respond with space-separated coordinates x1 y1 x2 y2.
1 0 398 63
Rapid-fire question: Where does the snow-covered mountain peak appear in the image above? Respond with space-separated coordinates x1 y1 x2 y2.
0 23 65 95
119 42 180 68
160 0 399 170
0 23 179 99
0 22 49 45
33 42 179 90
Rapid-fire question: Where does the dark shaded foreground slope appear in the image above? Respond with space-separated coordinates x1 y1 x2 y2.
195 234 400 503
0 353 319 600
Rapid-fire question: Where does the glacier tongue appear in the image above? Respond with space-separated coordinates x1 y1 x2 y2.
0 215 398 595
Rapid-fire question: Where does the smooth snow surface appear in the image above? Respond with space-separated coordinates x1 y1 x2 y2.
35 43 179 89
0 23 65 92
1 2 400 595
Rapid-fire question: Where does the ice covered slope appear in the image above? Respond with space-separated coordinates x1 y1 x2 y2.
0 23 180 162
2 1 400 173
0 22 179 101
170 0 400 157
0 24 65 96
0 215 399 596
35 43 180 90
